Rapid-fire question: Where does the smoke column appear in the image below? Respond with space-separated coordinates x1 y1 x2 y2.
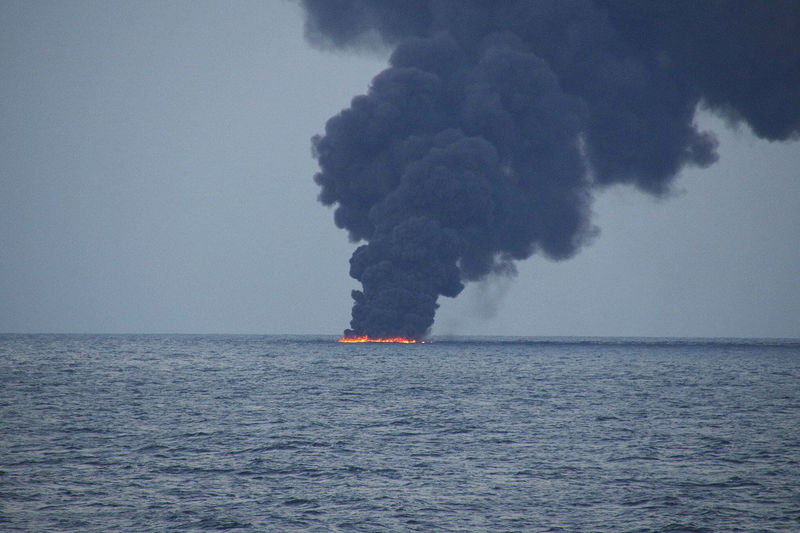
302 0 800 339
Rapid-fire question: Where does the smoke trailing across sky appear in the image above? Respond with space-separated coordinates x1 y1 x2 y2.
303 0 800 339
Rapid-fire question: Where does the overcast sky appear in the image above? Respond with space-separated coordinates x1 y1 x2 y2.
1 1 798 338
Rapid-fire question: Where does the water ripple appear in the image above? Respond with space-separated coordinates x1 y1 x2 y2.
1 334 799 531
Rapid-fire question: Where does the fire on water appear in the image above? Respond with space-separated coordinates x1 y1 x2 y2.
339 335 426 344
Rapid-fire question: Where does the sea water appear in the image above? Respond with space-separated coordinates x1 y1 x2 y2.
1 334 799 531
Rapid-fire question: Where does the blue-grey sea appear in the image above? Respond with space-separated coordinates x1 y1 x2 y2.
1 334 799 532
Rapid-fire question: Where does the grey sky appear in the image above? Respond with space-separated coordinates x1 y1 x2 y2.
1 1 798 337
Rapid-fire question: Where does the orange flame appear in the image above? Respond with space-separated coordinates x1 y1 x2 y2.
339 335 426 344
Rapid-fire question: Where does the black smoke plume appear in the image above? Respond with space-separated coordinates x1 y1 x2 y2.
303 0 800 339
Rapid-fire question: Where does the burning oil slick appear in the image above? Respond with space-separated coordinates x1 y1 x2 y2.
302 0 800 341
338 335 425 344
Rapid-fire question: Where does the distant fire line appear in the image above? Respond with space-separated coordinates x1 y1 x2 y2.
339 336 427 344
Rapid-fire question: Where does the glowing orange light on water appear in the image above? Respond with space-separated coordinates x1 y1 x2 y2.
338 335 426 344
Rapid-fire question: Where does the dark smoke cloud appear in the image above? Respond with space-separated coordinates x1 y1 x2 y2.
303 0 800 339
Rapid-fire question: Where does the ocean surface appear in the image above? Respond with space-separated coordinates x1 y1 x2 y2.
1 334 799 532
